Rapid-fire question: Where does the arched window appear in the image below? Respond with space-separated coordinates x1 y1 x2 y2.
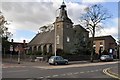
33 46 37 51
43 45 47 54
56 35 60 44
38 45 41 51
67 36 70 42
49 44 52 53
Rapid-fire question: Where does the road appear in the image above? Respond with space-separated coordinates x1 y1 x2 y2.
2 61 118 80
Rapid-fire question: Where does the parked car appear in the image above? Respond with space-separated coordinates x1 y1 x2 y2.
48 56 68 65
100 55 113 61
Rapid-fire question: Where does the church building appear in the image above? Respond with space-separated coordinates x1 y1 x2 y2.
28 2 89 55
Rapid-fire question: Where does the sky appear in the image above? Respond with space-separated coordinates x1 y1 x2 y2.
1 0 119 43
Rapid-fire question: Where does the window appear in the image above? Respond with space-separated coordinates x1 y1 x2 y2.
66 25 69 28
56 35 60 44
67 36 70 42
57 25 60 28
83 34 86 42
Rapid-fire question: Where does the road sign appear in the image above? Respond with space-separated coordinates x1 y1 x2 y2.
14 46 19 52
10 45 13 51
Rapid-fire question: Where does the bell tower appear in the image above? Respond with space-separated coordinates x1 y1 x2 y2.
54 1 73 54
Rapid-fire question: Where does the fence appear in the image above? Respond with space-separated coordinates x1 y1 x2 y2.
63 54 99 61
2 54 99 62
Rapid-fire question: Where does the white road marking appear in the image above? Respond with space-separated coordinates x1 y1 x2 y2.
67 73 73 75
80 72 84 73
36 68 104 78
52 75 58 77
61 74 66 76
86 71 90 73
46 76 51 78
95 70 99 72
90 70 94 72
2 66 26 68
74 72 79 74
38 77 44 79
7 70 28 73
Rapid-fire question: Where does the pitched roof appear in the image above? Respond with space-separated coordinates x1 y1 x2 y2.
28 25 88 46
73 24 89 32
28 30 55 46
90 35 116 41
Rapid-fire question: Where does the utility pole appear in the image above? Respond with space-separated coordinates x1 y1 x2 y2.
54 23 56 56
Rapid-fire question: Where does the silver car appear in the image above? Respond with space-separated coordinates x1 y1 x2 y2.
100 55 113 61
48 56 68 65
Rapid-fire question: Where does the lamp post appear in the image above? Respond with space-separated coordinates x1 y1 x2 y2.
54 24 56 56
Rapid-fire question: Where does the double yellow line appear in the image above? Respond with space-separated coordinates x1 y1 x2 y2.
103 68 120 79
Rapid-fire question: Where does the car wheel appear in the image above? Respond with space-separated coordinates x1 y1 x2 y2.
54 62 58 65
65 61 68 65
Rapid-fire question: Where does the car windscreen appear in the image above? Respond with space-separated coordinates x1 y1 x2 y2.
59 56 64 60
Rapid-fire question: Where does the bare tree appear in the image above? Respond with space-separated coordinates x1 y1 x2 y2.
80 4 111 62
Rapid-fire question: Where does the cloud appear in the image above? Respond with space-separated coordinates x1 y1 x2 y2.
95 18 118 41
67 2 88 24
2 2 88 32
2 2 57 32
1 1 118 42
81 0 119 3
97 27 117 36
82 0 106 3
